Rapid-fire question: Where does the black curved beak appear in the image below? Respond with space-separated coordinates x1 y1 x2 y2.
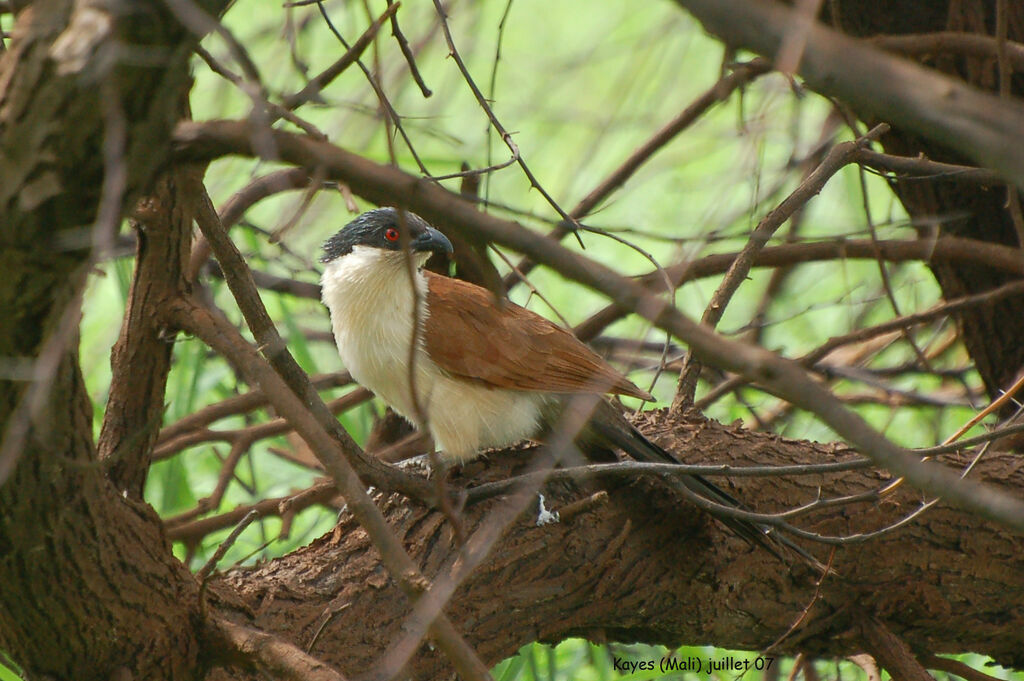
412 226 453 254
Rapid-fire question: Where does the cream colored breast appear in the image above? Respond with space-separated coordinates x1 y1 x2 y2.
321 248 546 461
321 248 435 426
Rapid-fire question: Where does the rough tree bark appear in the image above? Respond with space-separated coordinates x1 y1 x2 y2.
823 0 1024 402
3 2 1024 681
0 3 222 679
205 412 1024 680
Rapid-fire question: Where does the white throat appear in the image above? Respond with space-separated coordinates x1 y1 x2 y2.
320 246 546 462
321 246 432 422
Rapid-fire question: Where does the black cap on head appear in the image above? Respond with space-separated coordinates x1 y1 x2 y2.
321 208 453 263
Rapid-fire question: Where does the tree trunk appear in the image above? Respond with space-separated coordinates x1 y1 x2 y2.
0 3 217 679
824 0 1024 400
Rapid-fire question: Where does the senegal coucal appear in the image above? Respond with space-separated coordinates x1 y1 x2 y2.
320 207 787 555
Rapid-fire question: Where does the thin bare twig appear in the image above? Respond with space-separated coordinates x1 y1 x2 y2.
855 148 1003 185
672 123 889 409
313 1 431 175
429 0 584 246
281 2 400 111
506 58 773 288
166 481 337 542
385 0 431 97
157 371 353 444
197 509 261 583
213 617 349 681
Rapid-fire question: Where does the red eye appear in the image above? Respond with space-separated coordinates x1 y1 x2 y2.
384 227 400 242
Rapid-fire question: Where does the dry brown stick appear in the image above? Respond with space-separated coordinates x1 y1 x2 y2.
166 297 491 681
805 280 1024 365
196 509 261 584
918 654 1006 681
212 616 349 681
854 148 1002 185
870 31 1024 71
384 0 431 98
170 118 1024 532
672 124 889 409
857 616 935 681
574 235 1024 342
853 144 937 379
154 389 370 461
201 436 254 521
745 115 838 347
165 481 337 541
157 371 352 444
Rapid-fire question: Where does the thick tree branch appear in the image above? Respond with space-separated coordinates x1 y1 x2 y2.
672 0 1024 189
206 412 1024 679
0 2 228 678
164 295 492 681
858 617 935 681
171 119 1024 533
98 166 200 497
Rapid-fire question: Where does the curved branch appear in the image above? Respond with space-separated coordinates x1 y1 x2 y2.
171 119 1024 533
673 0 1024 189
207 411 1024 678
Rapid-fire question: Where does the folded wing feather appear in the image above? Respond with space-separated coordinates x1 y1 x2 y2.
422 271 653 401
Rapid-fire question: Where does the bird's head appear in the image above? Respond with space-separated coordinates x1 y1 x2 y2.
320 208 453 269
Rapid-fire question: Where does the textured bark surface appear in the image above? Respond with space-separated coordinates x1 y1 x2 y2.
4 2 1024 680
206 412 1024 680
97 167 200 498
0 3 216 679
825 0 1024 400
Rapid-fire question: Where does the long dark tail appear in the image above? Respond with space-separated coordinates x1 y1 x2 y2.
586 403 824 571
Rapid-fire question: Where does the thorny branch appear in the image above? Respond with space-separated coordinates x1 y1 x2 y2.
170 118 1024 533
672 124 890 409
13 1 1024 679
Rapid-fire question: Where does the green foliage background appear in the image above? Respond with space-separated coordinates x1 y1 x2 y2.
3 0 1015 679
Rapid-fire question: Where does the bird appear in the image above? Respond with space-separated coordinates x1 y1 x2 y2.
319 207 795 558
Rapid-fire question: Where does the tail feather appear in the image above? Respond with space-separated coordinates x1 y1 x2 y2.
585 404 824 571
